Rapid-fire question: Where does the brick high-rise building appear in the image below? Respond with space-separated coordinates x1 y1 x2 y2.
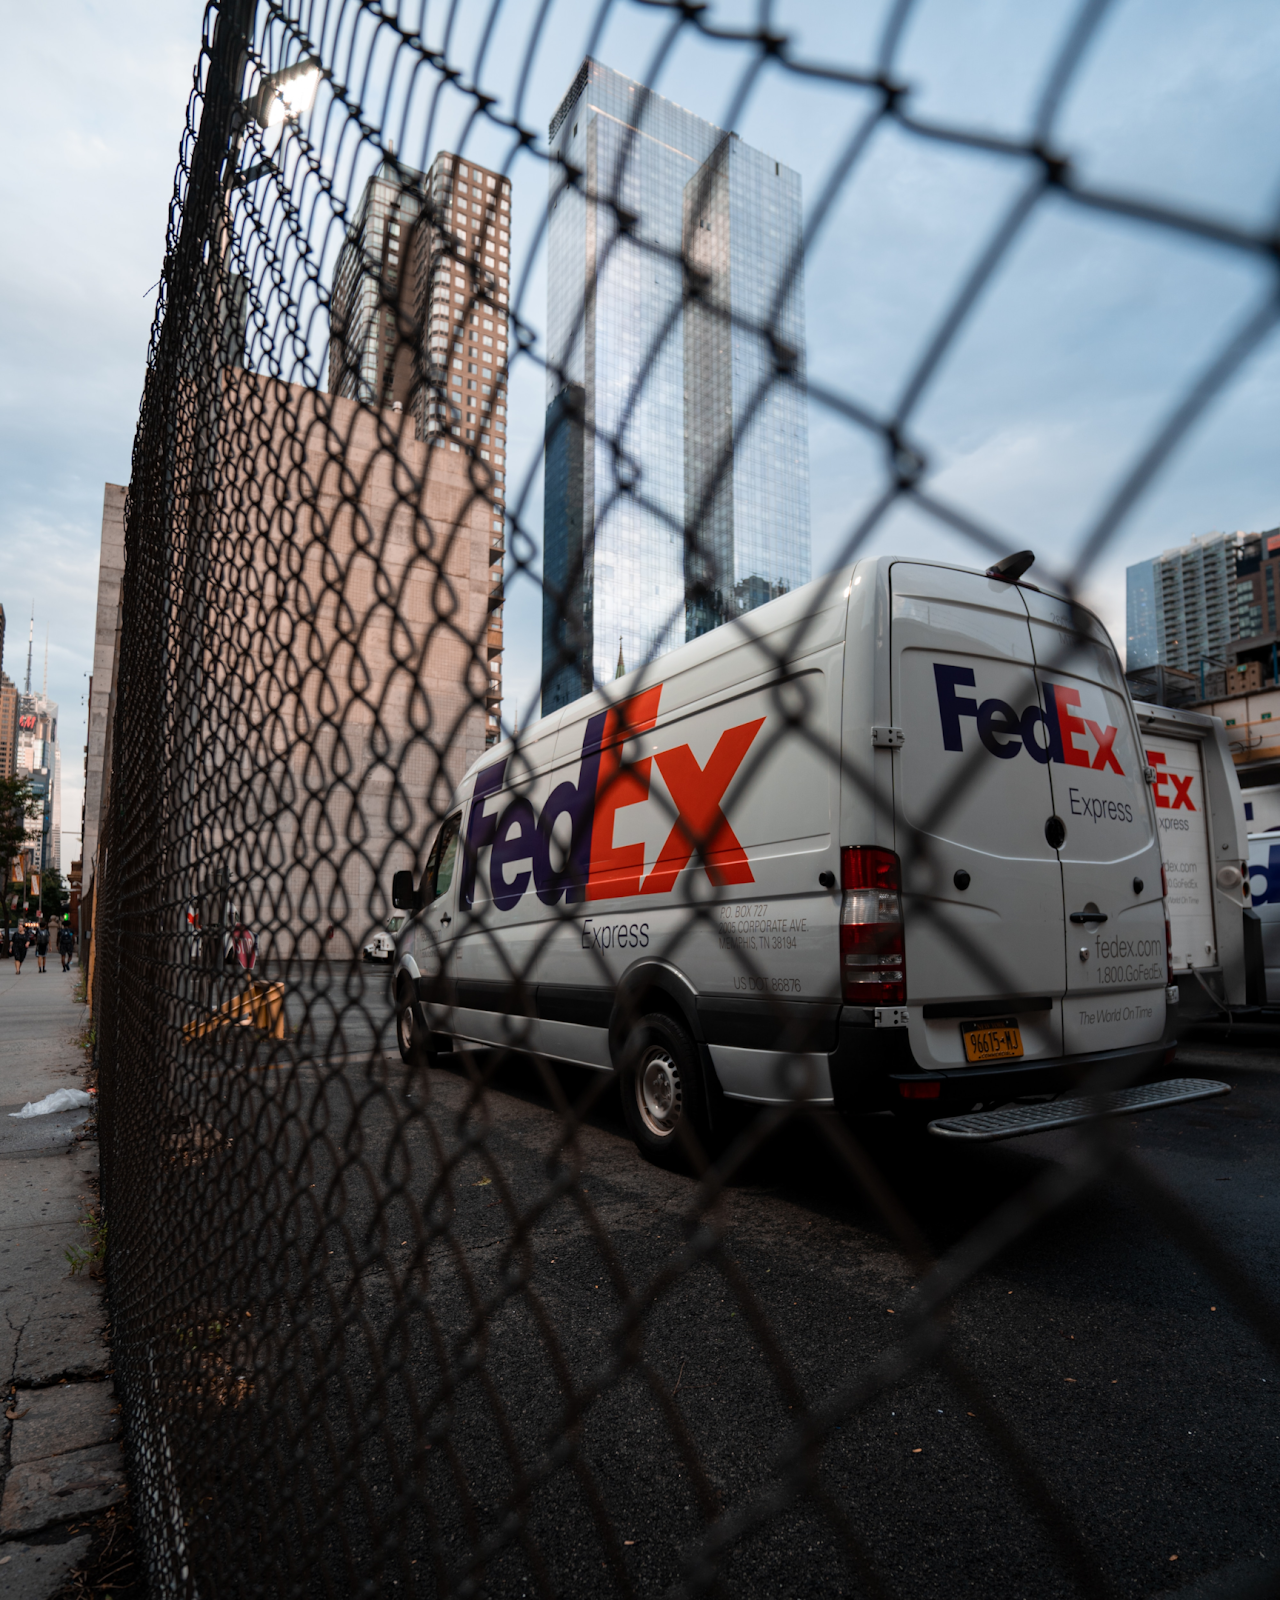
328 154 425 413
0 678 16 778
1230 528 1280 641
328 150 511 740
0 602 15 778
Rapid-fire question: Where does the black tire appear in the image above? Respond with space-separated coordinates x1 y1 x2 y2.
396 994 422 1065
620 1012 712 1171
396 993 450 1069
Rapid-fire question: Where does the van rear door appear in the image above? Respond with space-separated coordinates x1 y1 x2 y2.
1144 734 1217 973
890 562 1066 1068
1022 593 1166 1053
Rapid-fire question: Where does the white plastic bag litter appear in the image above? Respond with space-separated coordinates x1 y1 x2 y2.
9 1088 93 1119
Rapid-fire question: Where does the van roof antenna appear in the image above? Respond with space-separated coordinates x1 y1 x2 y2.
986 549 1035 583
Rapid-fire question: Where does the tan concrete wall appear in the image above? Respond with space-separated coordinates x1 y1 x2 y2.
201 374 497 960
81 484 127 910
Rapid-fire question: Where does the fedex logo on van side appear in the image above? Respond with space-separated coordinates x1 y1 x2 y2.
459 686 764 911
933 664 1123 772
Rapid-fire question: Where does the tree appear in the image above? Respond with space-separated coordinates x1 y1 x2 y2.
0 775 39 915
41 868 68 918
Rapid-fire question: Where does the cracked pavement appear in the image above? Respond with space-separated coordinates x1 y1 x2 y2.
0 962 122 1595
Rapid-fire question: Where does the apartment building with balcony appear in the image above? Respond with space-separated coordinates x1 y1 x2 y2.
1126 531 1247 675
328 150 511 744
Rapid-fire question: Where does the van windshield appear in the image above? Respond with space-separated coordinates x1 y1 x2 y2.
384 915 404 934
435 816 460 897
420 813 462 905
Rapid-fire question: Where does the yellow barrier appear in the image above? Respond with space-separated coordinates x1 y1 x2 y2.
183 981 286 1043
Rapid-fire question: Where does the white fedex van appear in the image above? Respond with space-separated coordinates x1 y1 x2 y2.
391 556 1219 1161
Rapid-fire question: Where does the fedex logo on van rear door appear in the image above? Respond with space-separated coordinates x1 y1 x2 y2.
933 664 1123 772
1145 751 1195 810
459 686 765 911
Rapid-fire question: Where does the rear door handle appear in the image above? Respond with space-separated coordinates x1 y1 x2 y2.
1069 911 1108 924
440 913 452 926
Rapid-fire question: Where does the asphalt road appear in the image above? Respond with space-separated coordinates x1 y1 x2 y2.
146 980 1280 1600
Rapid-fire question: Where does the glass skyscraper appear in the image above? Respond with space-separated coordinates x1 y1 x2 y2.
542 60 810 712
1125 558 1160 672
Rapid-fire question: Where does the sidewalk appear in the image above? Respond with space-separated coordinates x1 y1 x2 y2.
0 961 124 1598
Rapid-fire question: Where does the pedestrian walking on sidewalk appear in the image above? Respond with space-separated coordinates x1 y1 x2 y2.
58 923 75 972
35 922 49 973
11 925 29 974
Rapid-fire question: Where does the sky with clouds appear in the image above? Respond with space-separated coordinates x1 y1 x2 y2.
2 0 1278 855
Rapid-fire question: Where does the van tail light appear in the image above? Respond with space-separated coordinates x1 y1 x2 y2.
840 847 905 1005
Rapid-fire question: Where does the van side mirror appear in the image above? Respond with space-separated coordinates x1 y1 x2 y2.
391 869 415 911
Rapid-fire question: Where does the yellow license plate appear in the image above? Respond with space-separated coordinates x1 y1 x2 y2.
961 1020 1023 1064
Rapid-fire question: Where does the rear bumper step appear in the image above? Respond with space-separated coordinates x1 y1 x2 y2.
926 1077 1229 1142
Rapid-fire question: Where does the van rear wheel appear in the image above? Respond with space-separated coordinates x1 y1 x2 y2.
621 1013 711 1171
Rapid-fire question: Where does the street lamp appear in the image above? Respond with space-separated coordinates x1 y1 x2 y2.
232 56 323 190
246 55 322 130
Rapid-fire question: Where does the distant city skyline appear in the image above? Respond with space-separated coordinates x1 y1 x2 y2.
18 687 61 874
541 59 810 713
0 600 63 874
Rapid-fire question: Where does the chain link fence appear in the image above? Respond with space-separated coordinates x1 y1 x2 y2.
92 1 1280 1595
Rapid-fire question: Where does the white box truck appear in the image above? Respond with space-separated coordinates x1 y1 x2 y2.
391 556 1224 1159
1240 782 1280 833
1246 832 1280 1002
1129 702 1250 1019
